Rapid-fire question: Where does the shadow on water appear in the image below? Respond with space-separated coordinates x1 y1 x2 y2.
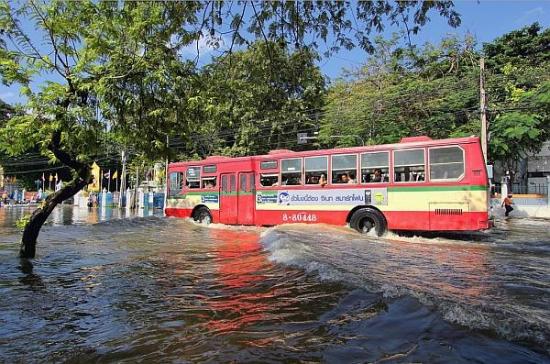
0 206 549 363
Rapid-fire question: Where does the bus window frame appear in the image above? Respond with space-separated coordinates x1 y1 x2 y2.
168 170 184 197
304 155 328 186
202 165 217 174
257 159 279 188
331 153 358 185
260 160 278 170
258 173 279 188
428 145 465 182
201 176 217 189
280 158 303 186
393 148 426 183
360 151 390 184
185 165 201 189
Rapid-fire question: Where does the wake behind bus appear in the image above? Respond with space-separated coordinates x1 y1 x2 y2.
165 136 490 235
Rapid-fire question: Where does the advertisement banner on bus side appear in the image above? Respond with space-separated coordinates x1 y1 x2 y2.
256 188 388 206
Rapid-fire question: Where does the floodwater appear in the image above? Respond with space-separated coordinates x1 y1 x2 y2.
0 206 549 363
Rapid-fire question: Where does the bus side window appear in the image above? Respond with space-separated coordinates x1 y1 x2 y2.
260 173 279 187
332 154 357 184
361 152 389 183
202 177 217 189
429 146 465 180
394 149 425 182
221 175 228 192
230 174 236 192
186 166 200 189
281 158 302 185
168 172 184 197
305 156 327 185
240 174 247 192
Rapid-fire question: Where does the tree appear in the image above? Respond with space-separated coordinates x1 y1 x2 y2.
0 1 199 258
319 23 550 185
0 1 459 259
186 41 325 157
0 98 13 122
319 34 479 147
482 23 550 178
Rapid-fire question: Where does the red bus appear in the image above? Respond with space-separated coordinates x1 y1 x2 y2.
165 136 490 235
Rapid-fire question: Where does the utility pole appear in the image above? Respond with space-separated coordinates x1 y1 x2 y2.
163 134 169 216
480 57 488 163
118 150 127 208
132 165 139 209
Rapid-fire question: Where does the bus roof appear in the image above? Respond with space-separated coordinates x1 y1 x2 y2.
169 136 480 167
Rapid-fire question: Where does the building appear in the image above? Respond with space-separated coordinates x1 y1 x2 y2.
527 141 550 194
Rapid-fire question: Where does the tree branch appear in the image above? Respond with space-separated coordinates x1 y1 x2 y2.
48 130 89 178
30 0 70 76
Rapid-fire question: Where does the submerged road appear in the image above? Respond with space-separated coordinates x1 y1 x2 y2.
0 206 548 363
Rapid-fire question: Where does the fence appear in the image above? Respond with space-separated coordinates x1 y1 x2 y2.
493 182 548 196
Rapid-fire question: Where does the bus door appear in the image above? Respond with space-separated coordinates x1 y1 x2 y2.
237 172 255 225
220 173 238 224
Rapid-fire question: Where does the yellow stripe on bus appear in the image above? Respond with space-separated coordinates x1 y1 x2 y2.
255 190 487 212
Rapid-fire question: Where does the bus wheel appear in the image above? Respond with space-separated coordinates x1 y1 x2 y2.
350 208 386 236
194 207 212 225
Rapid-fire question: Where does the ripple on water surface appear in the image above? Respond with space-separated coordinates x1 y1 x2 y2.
0 206 549 363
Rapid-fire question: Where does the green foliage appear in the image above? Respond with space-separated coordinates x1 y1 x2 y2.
186 41 325 157
15 213 31 230
320 34 479 147
0 0 460 167
319 24 549 174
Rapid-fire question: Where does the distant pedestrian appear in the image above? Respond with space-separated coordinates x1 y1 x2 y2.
502 194 514 217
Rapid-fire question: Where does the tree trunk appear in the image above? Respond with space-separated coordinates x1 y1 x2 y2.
20 177 90 259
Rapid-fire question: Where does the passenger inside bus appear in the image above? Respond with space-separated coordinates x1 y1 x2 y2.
362 168 389 183
336 173 356 184
260 174 279 187
305 172 327 186
202 177 217 189
186 179 200 189
281 173 301 185
319 173 327 186
394 166 425 182
372 169 382 182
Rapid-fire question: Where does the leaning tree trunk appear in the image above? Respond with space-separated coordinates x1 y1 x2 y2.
19 128 92 259
20 177 90 258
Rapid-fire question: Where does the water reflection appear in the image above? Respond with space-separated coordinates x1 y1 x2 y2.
0 208 548 362
207 229 272 333
0 205 158 231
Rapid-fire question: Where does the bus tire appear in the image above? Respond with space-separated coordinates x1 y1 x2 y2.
350 208 386 236
194 207 212 225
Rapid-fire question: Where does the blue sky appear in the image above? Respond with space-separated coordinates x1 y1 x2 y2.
320 0 550 80
1 1 548 104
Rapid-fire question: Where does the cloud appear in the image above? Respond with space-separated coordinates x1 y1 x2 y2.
515 6 545 25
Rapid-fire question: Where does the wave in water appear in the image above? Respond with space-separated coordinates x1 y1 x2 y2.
261 223 550 353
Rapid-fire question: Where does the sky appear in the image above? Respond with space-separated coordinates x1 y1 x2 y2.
320 0 550 80
1 1 549 105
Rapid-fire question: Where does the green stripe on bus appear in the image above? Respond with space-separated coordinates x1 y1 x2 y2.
184 191 218 196
388 185 487 192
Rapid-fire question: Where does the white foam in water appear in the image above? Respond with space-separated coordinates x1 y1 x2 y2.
186 218 265 232
258 222 550 351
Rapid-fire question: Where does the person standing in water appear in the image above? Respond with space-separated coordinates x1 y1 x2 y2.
502 194 514 217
